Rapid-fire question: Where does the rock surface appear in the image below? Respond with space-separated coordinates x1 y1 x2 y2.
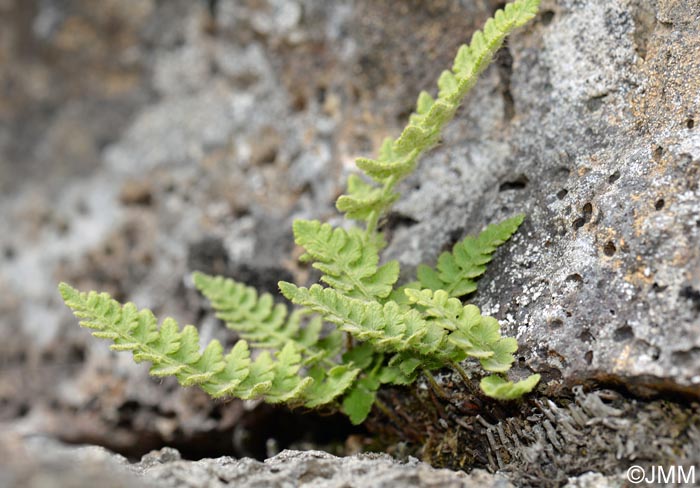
0 0 699 486
0 433 515 488
387 0 700 392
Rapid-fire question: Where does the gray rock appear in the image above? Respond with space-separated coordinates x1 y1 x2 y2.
373 0 700 481
1 0 699 485
563 472 624 488
137 449 512 488
388 0 700 391
0 433 512 488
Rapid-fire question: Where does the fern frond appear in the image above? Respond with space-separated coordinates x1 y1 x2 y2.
279 282 454 360
404 288 539 396
266 343 314 403
342 378 379 425
417 214 524 298
341 350 420 424
337 0 541 234
58 0 542 425
335 174 400 222
303 364 362 408
193 272 343 366
204 340 253 397
61 284 255 396
480 374 541 400
59 283 316 403
292 220 399 300
405 288 518 371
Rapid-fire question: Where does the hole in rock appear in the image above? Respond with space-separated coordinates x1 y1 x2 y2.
578 329 595 343
565 273 583 284
549 318 563 329
613 325 634 342
541 10 555 25
498 175 529 191
3 246 15 260
603 241 616 256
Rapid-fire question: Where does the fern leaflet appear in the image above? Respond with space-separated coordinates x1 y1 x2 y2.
193 272 342 366
480 374 541 400
292 220 399 301
417 214 524 298
337 0 540 236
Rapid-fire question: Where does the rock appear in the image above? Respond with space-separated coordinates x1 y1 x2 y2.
374 0 700 480
0 0 699 485
0 431 151 488
137 449 513 488
0 433 512 488
389 386 699 485
563 472 624 488
0 0 361 456
386 0 700 389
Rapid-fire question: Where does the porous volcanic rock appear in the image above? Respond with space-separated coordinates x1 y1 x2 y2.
387 0 700 393
0 0 698 486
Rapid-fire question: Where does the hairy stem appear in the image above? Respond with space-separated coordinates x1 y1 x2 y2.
422 368 449 400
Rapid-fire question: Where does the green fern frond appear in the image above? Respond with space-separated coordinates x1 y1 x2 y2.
405 288 519 370
341 350 418 424
60 283 358 406
58 0 542 427
342 375 382 425
279 282 454 360
342 378 379 425
337 0 540 235
204 340 253 397
60 283 271 398
292 220 399 300
303 364 361 408
193 272 342 365
479 336 519 373
335 174 400 222
266 343 314 403
480 374 541 400
417 214 524 298
404 287 539 395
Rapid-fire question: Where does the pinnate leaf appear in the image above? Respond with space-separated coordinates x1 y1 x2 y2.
418 215 525 298
480 374 541 400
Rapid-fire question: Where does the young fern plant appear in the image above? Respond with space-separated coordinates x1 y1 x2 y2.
60 0 541 426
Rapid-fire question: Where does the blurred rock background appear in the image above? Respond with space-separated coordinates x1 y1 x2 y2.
0 0 503 460
0 0 698 485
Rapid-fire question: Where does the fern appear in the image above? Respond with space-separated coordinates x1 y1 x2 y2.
60 0 541 427
405 289 520 372
279 283 452 360
292 221 398 300
336 0 540 235
60 283 278 399
59 283 357 406
417 214 525 298
193 272 343 366
480 374 542 401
